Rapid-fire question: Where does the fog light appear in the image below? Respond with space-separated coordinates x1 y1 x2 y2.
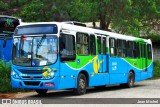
45 82 54 86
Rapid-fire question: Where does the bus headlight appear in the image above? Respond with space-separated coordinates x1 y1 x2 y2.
50 72 54 78
11 71 19 79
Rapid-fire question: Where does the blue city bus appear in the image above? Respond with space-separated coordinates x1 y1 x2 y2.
11 22 153 95
0 15 20 62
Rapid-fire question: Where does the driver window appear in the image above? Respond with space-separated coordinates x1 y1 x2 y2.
60 34 76 61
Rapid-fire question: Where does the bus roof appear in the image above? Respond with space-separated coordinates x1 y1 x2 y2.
16 22 152 44
61 23 152 44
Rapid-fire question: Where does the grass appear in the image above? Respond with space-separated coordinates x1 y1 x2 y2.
0 60 31 93
152 62 160 79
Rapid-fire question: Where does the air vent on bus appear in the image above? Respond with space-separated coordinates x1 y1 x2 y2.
23 81 40 86
18 69 44 74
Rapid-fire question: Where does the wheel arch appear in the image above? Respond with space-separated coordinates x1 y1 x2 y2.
78 70 89 87
129 69 135 80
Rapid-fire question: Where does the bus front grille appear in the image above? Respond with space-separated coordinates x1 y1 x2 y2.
18 69 44 74
23 81 40 86
22 76 42 79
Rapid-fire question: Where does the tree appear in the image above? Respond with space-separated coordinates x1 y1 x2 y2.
67 0 160 36
111 0 160 36
16 0 160 37
16 0 71 22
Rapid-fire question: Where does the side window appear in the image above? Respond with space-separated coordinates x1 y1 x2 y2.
103 37 106 54
127 41 134 58
117 39 126 57
143 44 146 58
140 44 143 58
147 44 152 59
97 36 101 54
76 32 89 55
140 44 146 58
59 34 76 61
133 42 140 58
109 38 116 56
90 35 96 55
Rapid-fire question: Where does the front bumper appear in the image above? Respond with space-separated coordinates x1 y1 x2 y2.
11 76 60 90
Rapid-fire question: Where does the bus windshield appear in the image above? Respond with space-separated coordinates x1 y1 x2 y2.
12 35 58 66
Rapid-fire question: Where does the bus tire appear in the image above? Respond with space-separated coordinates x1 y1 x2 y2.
35 89 48 95
74 73 87 95
121 72 135 88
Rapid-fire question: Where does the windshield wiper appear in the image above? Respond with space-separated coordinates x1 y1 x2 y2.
37 34 46 49
36 34 46 56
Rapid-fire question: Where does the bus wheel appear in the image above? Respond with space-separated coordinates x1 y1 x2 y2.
74 73 87 95
35 89 48 95
120 72 135 88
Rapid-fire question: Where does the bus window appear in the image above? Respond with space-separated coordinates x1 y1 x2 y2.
103 37 106 54
133 42 140 58
109 38 116 56
60 34 76 61
144 44 147 58
140 44 145 58
127 41 134 58
147 44 152 59
90 35 96 55
117 39 126 57
76 32 89 55
97 36 101 54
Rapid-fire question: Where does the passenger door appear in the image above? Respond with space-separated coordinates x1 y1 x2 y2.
140 43 148 71
97 35 108 73
140 42 148 80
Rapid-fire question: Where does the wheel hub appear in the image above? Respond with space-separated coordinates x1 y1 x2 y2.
79 78 85 89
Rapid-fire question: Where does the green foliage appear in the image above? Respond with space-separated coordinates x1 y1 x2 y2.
16 0 45 22
0 60 31 93
19 0 76 22
148 34 160 42
2 0 159 37
68 0 99 22
0 60 12 93
153 62 160 79
111 0 160 36
9 0 30 8
0 1 9 11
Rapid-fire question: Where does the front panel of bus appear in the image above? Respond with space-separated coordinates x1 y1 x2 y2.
11 24 61 89
0 16 20 62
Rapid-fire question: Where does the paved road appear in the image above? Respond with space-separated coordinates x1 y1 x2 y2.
13 79 159 98
1 79 160 106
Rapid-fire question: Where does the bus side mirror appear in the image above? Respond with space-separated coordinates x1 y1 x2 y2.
3 38 6 48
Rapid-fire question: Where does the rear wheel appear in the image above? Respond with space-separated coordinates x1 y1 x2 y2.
74 73 87 95
120 72 135 88
35 89 48 95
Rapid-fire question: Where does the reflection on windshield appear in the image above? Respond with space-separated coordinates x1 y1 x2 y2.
12 35 58 66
